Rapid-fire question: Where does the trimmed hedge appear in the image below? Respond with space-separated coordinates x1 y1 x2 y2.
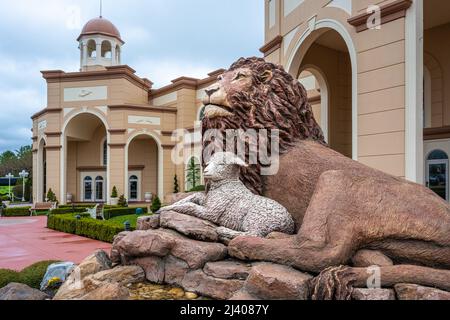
104 207 148 220
47 214 131 243
0 260 59 289
50 208 88 215
2 207 32 217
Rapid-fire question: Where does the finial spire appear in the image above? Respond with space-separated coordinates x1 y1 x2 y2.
99 0 103 18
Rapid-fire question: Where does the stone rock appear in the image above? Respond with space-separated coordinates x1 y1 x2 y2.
111 232 131 264
132 257 165 284
395 284 450 300
113 230 177 259
352 288 396 300
0 283 49 301
245 263 312 300
204 260 251 280
40 261 75 291
265 232 293 240
168 229 227 269
160 211 219 242
84 265 145 289
137 215 160 231
164 192 197 205
352 250 393 267
182 270 244 300
54 250 112 300
185 292 198 300
80 283 130 300
164 255 190 286
168 287 185 298
229 289 259 300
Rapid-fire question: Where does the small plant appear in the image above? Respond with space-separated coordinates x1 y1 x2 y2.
186 157 201 191
111 186 118 198
46 189 57 203
151 196 161 213
173 175 179 194
118 194 128 207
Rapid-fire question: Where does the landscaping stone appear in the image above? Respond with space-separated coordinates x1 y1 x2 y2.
164 255 190 285
229 289 260 300
182 269 245 300
137 215 160 231
80 282 130 300
111 232 131 264
132 256 165 284
244 263 312 300
204 260 251 280
160 211 219 242
0 283 49 301
40 261 75 291
128 282 204 300
84 265 145 289
351 288 396 300
395 284 450 300
352 250 393 267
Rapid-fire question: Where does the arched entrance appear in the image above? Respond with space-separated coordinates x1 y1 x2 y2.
125 134 160 202
62 112 108 203
37 138 47 202
287 20 357 159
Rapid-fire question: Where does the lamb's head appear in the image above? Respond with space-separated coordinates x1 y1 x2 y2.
204 152 247 182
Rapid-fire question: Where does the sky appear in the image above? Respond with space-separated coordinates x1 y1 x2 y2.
0 0 264 153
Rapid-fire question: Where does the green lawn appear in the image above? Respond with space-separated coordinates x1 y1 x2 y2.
0 186 12 194
109 214 152 229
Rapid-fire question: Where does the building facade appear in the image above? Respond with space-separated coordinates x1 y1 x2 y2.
32 17 214 204
32 1 450 205
262 0 450 202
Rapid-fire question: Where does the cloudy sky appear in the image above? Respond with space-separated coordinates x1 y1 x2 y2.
0 0 264 153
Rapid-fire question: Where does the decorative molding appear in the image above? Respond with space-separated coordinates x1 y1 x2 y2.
162 144 176 149
64 86 107 102
424 126 450 141
108 129 127 134
161 130 175 136
77 166 107 172
128 115 161 126
45 131 62 137
108 143 126 148
31 108 63 120
259 36 283 56
45 145 62 151
128 165 145 171
108 104 177 114
347 0 412 33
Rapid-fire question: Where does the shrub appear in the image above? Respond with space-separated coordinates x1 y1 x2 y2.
189 185 206 192
0 260 59 289
47 214 130 243
104 207 148 220
151 196 161 213
2 207 32 217
46 189 57 203
118 195 128 207
50 208 87 215
111 186 118 198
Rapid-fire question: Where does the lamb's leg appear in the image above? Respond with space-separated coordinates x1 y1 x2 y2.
216 226 258 245
159 201 206 218
158 192 205 213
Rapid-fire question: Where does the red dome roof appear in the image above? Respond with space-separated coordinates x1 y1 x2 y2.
78 17 123 42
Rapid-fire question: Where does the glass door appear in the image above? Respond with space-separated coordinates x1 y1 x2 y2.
426 159 449 201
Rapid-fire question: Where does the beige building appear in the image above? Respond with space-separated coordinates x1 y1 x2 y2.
262 0 450 202
32 17 217 204
33 1 450 204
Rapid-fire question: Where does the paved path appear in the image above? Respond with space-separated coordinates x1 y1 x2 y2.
0 216 111 271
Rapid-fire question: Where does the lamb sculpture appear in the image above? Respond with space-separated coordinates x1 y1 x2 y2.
159 152 295 242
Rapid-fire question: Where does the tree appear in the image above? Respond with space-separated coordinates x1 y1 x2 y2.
46 189 57 203
0 145 32 177
185 157 201 191
151 196 161 213
173 175 179 194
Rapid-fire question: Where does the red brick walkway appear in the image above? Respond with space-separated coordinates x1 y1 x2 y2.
0 216 111 271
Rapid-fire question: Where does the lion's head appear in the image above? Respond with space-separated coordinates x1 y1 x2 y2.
202 57 325 194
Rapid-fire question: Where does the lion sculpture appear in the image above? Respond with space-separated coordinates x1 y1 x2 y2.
200 57 450 290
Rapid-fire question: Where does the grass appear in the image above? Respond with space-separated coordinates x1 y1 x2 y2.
109 214 152 229
0 186 12 194
0 260 60 289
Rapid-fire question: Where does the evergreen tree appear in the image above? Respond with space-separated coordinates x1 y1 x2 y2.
185 157 201 191
151 196 162 213
173 175 179 194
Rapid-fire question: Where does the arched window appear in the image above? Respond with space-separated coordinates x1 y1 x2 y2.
87 40 97 58
101 40 112 58
185 157 201 191
95 176 104 201
426 149 449 201
129 175 139 201
84 176 93 201
102 138 108 166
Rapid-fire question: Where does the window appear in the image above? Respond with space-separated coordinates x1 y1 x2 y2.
95 176 104 201
84 176 93 201
129 175 138 201
426 150 449 201
102 139 108 166
87 40 97 58
101 40 112 58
